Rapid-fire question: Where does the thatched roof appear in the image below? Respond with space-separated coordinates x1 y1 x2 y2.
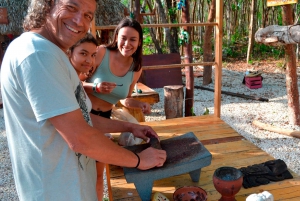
0 0 126 35
0 1 28 35
95 0 126 26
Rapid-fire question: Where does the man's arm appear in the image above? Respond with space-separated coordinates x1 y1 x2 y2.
90 113 159 141
49 109 166 169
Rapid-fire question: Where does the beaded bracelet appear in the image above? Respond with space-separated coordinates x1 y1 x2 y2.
133 152 140 168
95 83 101 93
92 83 98 93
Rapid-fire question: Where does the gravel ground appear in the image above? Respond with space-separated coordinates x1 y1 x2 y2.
1 67 300 200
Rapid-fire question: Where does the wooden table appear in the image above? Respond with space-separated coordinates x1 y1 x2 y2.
108 115 300 200
131 82 159 105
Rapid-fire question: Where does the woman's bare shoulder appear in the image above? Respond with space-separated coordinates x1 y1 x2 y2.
95 46 107 66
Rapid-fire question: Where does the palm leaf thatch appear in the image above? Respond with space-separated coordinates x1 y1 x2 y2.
95 0 126 26
0 1 28 35
0 0 127 35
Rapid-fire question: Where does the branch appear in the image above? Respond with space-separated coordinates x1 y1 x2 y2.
252 120 300 139
255 25 300 46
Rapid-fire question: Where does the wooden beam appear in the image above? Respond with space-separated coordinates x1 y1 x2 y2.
95 22 218 30
214 0 223 118
142 62 216 70
90 17 96 38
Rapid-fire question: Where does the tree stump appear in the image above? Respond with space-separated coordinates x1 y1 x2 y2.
164 85 183 119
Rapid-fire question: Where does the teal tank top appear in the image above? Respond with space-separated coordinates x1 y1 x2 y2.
86 49 134 104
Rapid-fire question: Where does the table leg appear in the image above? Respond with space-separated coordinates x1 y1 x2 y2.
106 164 113 201
189 168 201 182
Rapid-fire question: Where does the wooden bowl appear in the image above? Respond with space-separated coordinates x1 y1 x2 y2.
173 186 208 201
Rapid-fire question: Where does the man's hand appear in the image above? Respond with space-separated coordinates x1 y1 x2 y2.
137 147 166 170
130 124 159 143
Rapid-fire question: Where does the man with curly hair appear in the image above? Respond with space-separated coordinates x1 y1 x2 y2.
0 0 166 200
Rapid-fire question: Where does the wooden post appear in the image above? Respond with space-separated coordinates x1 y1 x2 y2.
90 17 96 38
282 4 300 125
214 0 223 118
164 85 184 119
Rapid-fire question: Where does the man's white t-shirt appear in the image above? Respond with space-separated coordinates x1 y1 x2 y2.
1 32 97 201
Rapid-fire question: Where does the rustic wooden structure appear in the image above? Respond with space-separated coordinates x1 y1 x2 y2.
91 22 223 117
164 85 183 119
108 115 300 200
131 83 159 105
90 1 300 200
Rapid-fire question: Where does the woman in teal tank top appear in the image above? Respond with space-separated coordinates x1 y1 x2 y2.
82 17 151 117
82 17 152 200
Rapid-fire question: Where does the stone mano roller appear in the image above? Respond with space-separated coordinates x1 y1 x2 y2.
123 132 212 201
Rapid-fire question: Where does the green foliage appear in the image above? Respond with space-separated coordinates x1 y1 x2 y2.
168 7 177 17
203 107 209 115
142 35 155 55
276 7 283 25
193 45 203 56
191 107 196 116
253 44 284 59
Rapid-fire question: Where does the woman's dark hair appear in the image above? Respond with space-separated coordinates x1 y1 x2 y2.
106 17 143 72
67 33 98 54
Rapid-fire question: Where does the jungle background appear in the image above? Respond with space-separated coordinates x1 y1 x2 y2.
0 0 299 122
117 0 299 67
0 0 298 66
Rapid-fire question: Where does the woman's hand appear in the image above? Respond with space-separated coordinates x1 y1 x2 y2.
96 82 117 94
140 102 151 114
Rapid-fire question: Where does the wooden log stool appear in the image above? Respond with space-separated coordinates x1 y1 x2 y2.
164 85 184 119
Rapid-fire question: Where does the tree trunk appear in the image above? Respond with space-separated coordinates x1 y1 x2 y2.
202 0 215 85
246 0 257 63
182 1 194 117
134 0 142 23
154 0 174 53
165 0 179 53
282 5 300 126
143 16 163 54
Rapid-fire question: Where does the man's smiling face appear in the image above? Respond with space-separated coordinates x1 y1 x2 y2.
46 0 96 51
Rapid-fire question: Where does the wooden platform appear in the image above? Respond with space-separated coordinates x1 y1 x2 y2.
108 115 300 201
131 83 159 105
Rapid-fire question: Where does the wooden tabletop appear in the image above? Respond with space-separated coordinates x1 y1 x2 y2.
131 82 159 104
108 115 300 201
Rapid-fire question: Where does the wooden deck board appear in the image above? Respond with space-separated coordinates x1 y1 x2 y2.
109 115 300 201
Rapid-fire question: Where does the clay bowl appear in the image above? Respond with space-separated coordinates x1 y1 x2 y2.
173 186 207 201
213 166 243 201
